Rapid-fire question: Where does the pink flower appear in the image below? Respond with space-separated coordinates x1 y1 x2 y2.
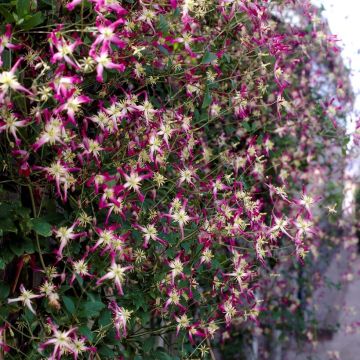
0 58 33 102
0 24 21 66
109 301 133 338
39 160 79 201
91 0 128 15
49 33 81 68
119 167 152 202
90 16 127 54
169 0 177 9
56 93 91 124
33 117 65 150
135 223 167 248
70 257 93 285
164 287 185 311
66 0 82 11
294 188 321 217
96 254 132 296
94 50 126 82
0 112 28 145
52 72 82 98
8 284 42 314
39 321 78 360
54 222 86 259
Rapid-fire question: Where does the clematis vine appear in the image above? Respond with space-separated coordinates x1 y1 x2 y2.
0 0 353 357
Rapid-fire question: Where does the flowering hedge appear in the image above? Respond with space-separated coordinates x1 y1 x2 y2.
0 0 352 359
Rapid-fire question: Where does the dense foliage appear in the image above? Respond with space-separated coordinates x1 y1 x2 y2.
0 0 352 359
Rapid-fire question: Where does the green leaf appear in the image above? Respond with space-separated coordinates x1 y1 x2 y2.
151 350 173 360
158 14 169 34
98 345 115 358
21 12 44 30
242 122 252 132
158 45 169 56
201 51 217 64
0 202 15 218
201 89 212 109
0 5 14 22
78 325 94 342
0 282 10 299
143 337 155 353
30 218 52 237
98 309 112 327
9 240 26 256
17 0 30 17
0 218 17 233
80 300 106 318
63 296 75 314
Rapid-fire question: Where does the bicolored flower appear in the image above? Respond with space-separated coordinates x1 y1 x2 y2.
33 117 65 150
91 16 127 54
94 50 125 82
0 24 20 66
0 58 33 102
91 0 128 15
137 223 167 248
96 254 132 295
0 112 28 145
66 0 82 11
54 222 86 259
49 33 81 68
109 301 133 338
8 284 42 314
39 321 78 360
57 93 91 124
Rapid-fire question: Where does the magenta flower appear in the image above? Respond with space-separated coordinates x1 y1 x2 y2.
52 72 82 98
168 256 186 284
49 33 81 68
135 223 167 248
33 117 65 150
91 0 128 15
7 284 42 315
0 112 28 145
294 188 321 217
109 301 133 338
0 24 20 66
70 257 93 285
94 50 126 82
96 255 132 296
66 0 82 11
56 93 91 124
54 222 86 259
91 226 118 252
91 16 127 54
86 172 115 194
39 321 78 360
0 58 33 102
98 184 123 209
40 160 79 202
119 168 152 202
164 287 185 311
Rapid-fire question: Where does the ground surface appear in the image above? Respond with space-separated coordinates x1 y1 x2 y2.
286 248 360 360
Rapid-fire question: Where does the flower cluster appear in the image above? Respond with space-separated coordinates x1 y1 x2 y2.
0 0 352 359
